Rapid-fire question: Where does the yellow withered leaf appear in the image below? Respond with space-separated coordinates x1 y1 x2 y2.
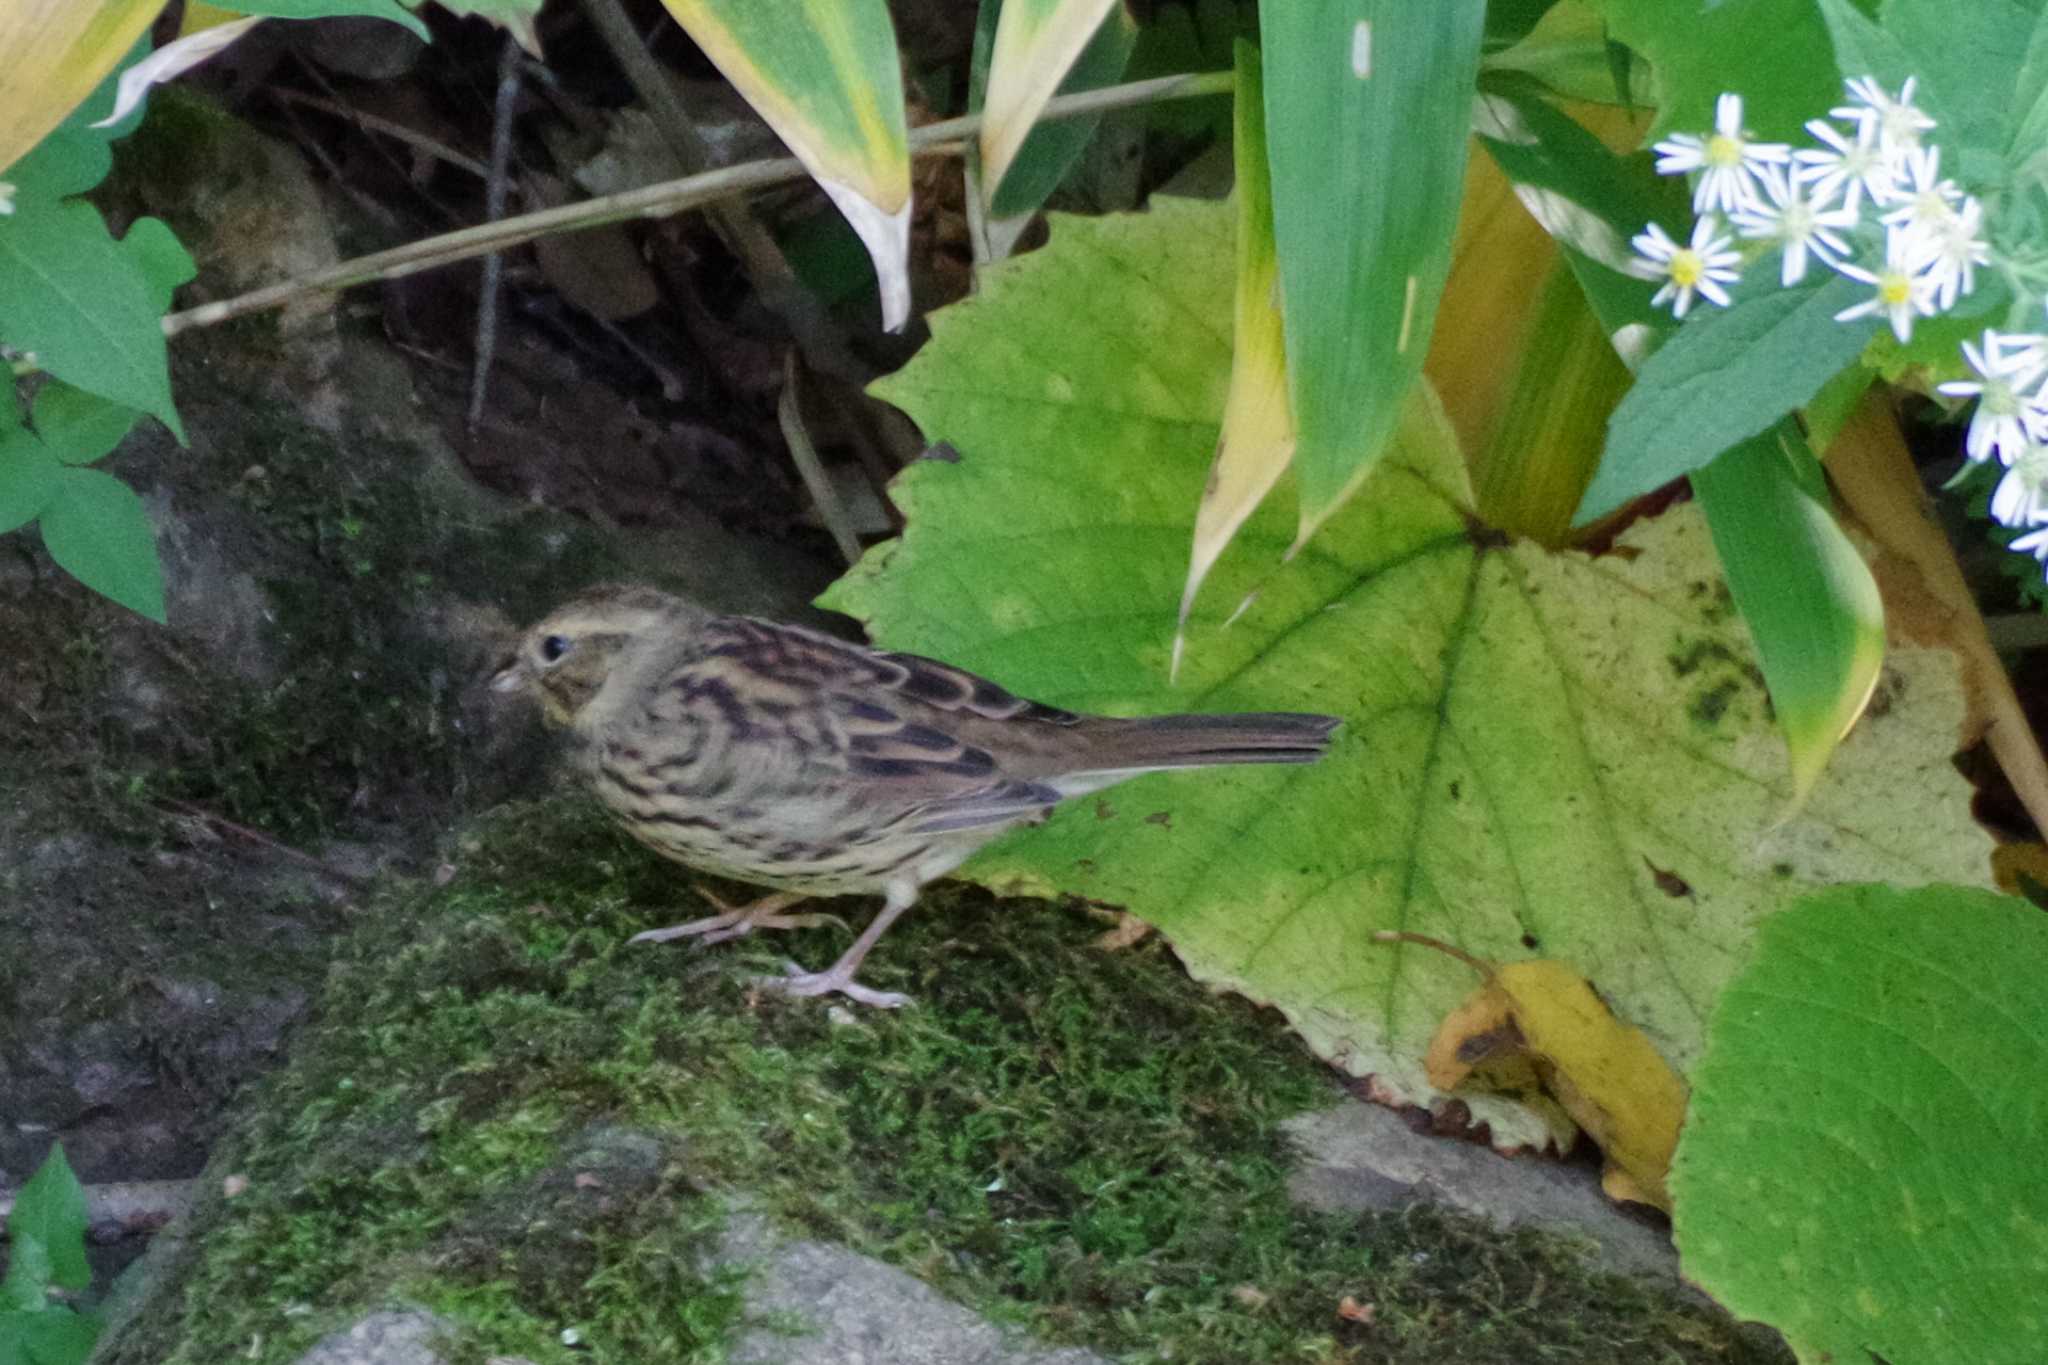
0 1 166 177
1379 931 1687 1211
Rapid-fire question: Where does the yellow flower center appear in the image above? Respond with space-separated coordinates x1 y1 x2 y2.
1705 133 1743 167
1877 271 1912 306
1669 249 1704 286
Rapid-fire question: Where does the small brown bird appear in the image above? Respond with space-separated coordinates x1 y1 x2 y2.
493 585 1338 1007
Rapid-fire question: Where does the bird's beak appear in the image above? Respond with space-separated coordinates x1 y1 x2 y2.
489 656 526 694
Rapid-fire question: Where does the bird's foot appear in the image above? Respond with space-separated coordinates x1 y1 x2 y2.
754 959 912 1009
629 889 846 947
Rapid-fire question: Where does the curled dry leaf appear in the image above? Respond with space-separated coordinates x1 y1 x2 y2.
1377 931 1687 1211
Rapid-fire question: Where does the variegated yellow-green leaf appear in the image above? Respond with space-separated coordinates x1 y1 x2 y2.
971 0 1137 239
660 0 912 329
1264 1 1487 545
1691 426 1884 810
0 0 166 177
1424 116 1563 459
978 0 1120 214
1471 263 1631 546
1175 39 1291 678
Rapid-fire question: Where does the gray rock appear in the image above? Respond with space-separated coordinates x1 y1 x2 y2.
292 1311 451 1365
715 1214 1108 1365
1283 1099 1680 1283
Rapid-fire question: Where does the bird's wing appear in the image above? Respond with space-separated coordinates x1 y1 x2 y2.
688 616 1079 834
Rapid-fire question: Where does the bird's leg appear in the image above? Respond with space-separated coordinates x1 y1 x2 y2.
629 888 848 947
757 882 919 1008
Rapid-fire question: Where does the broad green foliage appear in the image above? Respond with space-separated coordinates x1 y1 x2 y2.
0 382 179 621
1581 270 1870 525
0 199 184 436
1673 884 2048 1364
0 9 391 620
1262 2 1486 541
831 197 1991 1147
1584 0 1839 142
0 1145 100 1365
1689 425 1884 807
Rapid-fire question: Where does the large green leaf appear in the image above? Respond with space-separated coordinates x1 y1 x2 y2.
1859 0 2035 158
1580 269 1872 525
29 382 142 465
0 422 64 535
1673 884 2048 1364
0 197 181 438
1584 0 1840 142
836 198 1991 1147
1263 1 1486 541
1690 424 1884 807
0 1306 101 1365
0 1146 90 1303
38 467 165 622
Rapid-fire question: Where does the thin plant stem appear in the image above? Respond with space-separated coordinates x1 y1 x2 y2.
157 71 1234 342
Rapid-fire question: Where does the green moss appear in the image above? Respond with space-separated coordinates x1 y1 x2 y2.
110 799 1789 1365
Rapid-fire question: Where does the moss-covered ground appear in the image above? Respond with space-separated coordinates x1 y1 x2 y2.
109 798 1789 1365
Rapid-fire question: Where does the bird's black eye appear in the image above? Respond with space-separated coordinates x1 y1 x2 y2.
540 634 572 663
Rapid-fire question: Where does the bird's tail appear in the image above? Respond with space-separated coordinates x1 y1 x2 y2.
1075 711 1339 774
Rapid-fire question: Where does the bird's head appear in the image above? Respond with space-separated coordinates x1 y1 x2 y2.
491 584 700 728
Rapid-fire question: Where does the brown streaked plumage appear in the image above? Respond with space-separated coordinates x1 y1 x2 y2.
492 584 1338 1007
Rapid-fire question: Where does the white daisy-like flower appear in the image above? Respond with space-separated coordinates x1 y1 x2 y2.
1729 164 1860 285
1652 92 1791 214
1909 194 1989 311
1879 145 1963 243
2022 381 2048 446
1991 440 2048 526
1630 216 1742 318
1938 331 2046 465
1833 75 1937 170
0 181 14 216
1832 236 1941 342
1794 115 1894 211
2008 524 2048 567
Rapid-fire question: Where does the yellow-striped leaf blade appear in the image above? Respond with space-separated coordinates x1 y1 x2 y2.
1175 39 1292 676
660 0 912 328
972 0 1137 231
979 0 1120 214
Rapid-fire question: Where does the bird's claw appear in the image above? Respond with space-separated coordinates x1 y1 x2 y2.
754 960 912 1009
629 891 847 947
